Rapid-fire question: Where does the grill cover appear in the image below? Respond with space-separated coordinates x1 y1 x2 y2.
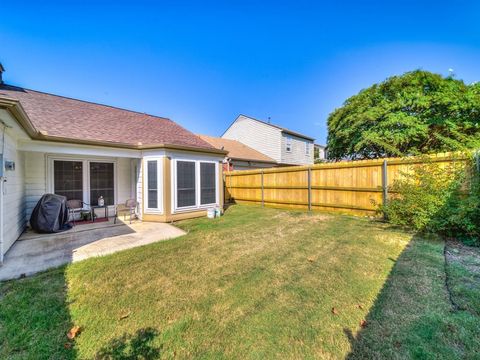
30 194 71 233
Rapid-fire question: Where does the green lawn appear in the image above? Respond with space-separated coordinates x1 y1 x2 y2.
0 205 479 359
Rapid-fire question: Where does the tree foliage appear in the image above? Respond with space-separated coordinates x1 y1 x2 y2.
327 70 480 159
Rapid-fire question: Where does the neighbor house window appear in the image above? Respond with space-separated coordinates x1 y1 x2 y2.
54 160 84 201
144 158 163 213
200 162 216 205
305 142 310 156
90 162 114 205
176 161 196 208
173 159 218 211
286 136 292 152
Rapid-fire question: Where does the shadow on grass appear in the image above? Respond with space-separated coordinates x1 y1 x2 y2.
94 328 162 360
343 234 480 359
0 267 76 359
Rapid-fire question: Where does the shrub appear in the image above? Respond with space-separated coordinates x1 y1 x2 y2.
381 156 480 246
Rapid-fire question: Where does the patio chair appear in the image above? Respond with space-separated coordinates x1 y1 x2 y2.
114 199 137 224
66 199 88 226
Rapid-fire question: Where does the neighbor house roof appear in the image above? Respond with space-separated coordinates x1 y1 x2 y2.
198 134 277 163
0 84 220 152
225 114 315 141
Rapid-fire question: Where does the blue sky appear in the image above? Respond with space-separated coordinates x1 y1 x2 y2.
1 1 480 144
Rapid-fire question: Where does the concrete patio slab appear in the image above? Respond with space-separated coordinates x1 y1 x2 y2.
0 220 186 281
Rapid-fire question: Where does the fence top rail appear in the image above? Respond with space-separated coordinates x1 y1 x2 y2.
224 151 471 176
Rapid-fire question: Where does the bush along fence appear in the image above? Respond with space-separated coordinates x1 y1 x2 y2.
224 152 471 216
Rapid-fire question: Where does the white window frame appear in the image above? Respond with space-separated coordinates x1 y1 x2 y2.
171 157 219 213
286 136 292 153
143 157 163 214
47 155 117 208
305 142 310 156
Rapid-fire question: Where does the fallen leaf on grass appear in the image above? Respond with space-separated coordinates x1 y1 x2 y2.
356 304 364 310
67 326 81 340
360 319 367 328
64 342 72 349
307 257 315 262
331 307 338 315
119 311 131 320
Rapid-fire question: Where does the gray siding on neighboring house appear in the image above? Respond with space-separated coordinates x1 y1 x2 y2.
222 115 282 162
230 160 278 171
281 133 314 165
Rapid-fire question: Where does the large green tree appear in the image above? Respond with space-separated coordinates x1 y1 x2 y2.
327 70 480 159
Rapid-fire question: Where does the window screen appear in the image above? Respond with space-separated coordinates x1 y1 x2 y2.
177 161 196 207
54 160 83 201
90 162 114 205
147 160 158 208
200 162 216 204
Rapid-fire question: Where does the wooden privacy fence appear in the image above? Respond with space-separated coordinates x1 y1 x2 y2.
224 153 470 215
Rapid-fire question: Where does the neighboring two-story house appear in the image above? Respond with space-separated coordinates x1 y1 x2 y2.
222 115 316 166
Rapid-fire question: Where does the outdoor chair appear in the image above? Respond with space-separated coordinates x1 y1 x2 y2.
66 199 89 226
115 199 137 224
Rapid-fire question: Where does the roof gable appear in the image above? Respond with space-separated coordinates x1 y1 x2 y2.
224 114 315 141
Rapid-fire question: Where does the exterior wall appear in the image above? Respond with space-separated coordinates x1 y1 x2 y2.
25 152 46 221
1 129 26 257
315 146 326 161
281 133 314 165
141 150 224 223
230 160 277 171
222 115 282 162
24 152 133 220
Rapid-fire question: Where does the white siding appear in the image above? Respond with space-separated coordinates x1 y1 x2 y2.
281 133 314 165
222 115 282 162
117 157 132 204
135 158 143 220
1 130 27 256
25 152 46 221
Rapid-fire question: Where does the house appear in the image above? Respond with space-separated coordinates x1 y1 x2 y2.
314 143 327 161
0 65 227 262
222 115 315 166
197 134 277 171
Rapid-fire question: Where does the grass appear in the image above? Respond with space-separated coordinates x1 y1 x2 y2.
0 205 479 359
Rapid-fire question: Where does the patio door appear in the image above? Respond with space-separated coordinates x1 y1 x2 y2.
53 160 84 201
51 158 116 207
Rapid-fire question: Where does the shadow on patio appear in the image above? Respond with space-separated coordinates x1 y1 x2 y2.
0 219 186 281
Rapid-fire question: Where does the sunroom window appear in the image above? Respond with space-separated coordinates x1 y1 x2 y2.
176 161 196 207
144 158 163 213
174 159 218 211
200 163 216 205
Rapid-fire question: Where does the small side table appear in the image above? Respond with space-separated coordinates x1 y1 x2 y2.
91 205 108 222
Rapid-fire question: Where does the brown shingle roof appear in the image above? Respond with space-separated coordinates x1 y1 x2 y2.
0 84 215 150
198 135 276 163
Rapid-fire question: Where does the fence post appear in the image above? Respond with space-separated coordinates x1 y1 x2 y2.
307 167 312 211
382 160 388 206
261 170 264 207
